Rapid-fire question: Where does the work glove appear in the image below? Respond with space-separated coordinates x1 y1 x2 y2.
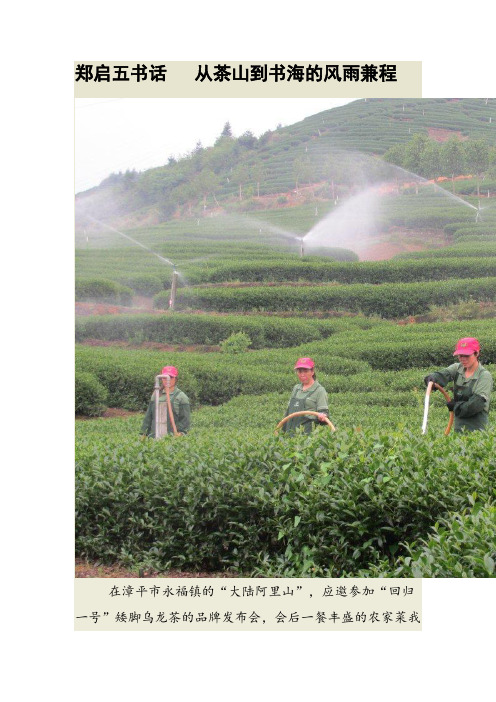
446 400 455 412
423 374 439 390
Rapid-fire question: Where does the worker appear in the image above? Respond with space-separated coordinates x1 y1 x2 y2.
424 337 493 432
282 357 330 434
141 365 191 437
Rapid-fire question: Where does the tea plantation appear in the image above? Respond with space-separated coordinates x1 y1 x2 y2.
75 98 496 577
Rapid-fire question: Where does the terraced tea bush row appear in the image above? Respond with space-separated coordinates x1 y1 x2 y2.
75 338 495 412
445 222 496 236
167 277 496 318
192 389 454 436
75 424 496 576
455 235 496 244
304 318 496 369
116 273 166 296
75 344 372 408
75 279 133 305
75 318 496 411
187 257 496 285
75 312 382 348
395 244 496 259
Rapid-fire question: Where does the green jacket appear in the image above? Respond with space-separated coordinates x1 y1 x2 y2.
430 362 493 432
282 380 329 434
141 388 191 437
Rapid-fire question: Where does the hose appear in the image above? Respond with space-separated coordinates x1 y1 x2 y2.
165 386 180 436
275 411 336 435
425 382 454 436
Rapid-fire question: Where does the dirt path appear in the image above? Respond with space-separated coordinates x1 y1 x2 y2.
75 559 236 578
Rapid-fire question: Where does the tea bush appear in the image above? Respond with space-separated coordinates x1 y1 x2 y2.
75 279 133 305
169 278 496 317
393 502 496 578
117 273 165 296
395 244 496 259
75 347 200 410
75 312 346 349
75 371 108 416
75 317 496 408
75 424 496 576
220 331 252 354
193 258 496 285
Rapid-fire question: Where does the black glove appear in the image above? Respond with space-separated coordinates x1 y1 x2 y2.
424 374 438 390
446 400 455 412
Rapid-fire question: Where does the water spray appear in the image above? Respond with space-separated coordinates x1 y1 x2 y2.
391 166 478 212
83 214 180 308
84 214 176 267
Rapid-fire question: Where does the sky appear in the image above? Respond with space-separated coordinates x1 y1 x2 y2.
75 97 358 193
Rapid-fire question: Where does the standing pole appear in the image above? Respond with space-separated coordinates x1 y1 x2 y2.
169 268 178 310
154 373 172 439
154 374 162 439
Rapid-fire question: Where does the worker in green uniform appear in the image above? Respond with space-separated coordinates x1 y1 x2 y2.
141 365 191 437
424 337 493 432
283 357 330 434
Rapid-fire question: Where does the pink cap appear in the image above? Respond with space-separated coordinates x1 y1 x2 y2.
161 365 178 377
294 357 315 370
453 338 480 356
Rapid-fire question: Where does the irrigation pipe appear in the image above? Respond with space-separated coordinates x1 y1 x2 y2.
275 411 336 435
154 374 180 438
422 381 454 436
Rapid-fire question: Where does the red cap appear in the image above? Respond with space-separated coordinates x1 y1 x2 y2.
294 357 315 370
161 365 178 377
453 338 480 356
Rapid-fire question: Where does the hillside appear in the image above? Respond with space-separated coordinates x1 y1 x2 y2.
75 98 496 231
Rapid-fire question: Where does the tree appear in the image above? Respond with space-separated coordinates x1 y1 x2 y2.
403 133 430 176
221 121 233 138
191 169 219 208
238 131 257 149
231 163 251 200
419 141 442 180
206 137 238 173
464 140 489 197
384 143 407 169
442 137 466 193
292 156 313 192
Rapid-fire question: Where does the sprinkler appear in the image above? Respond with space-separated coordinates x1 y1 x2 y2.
298 237 305 258
169 266 179 310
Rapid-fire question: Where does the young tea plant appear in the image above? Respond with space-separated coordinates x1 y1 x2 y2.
220 331 252 354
